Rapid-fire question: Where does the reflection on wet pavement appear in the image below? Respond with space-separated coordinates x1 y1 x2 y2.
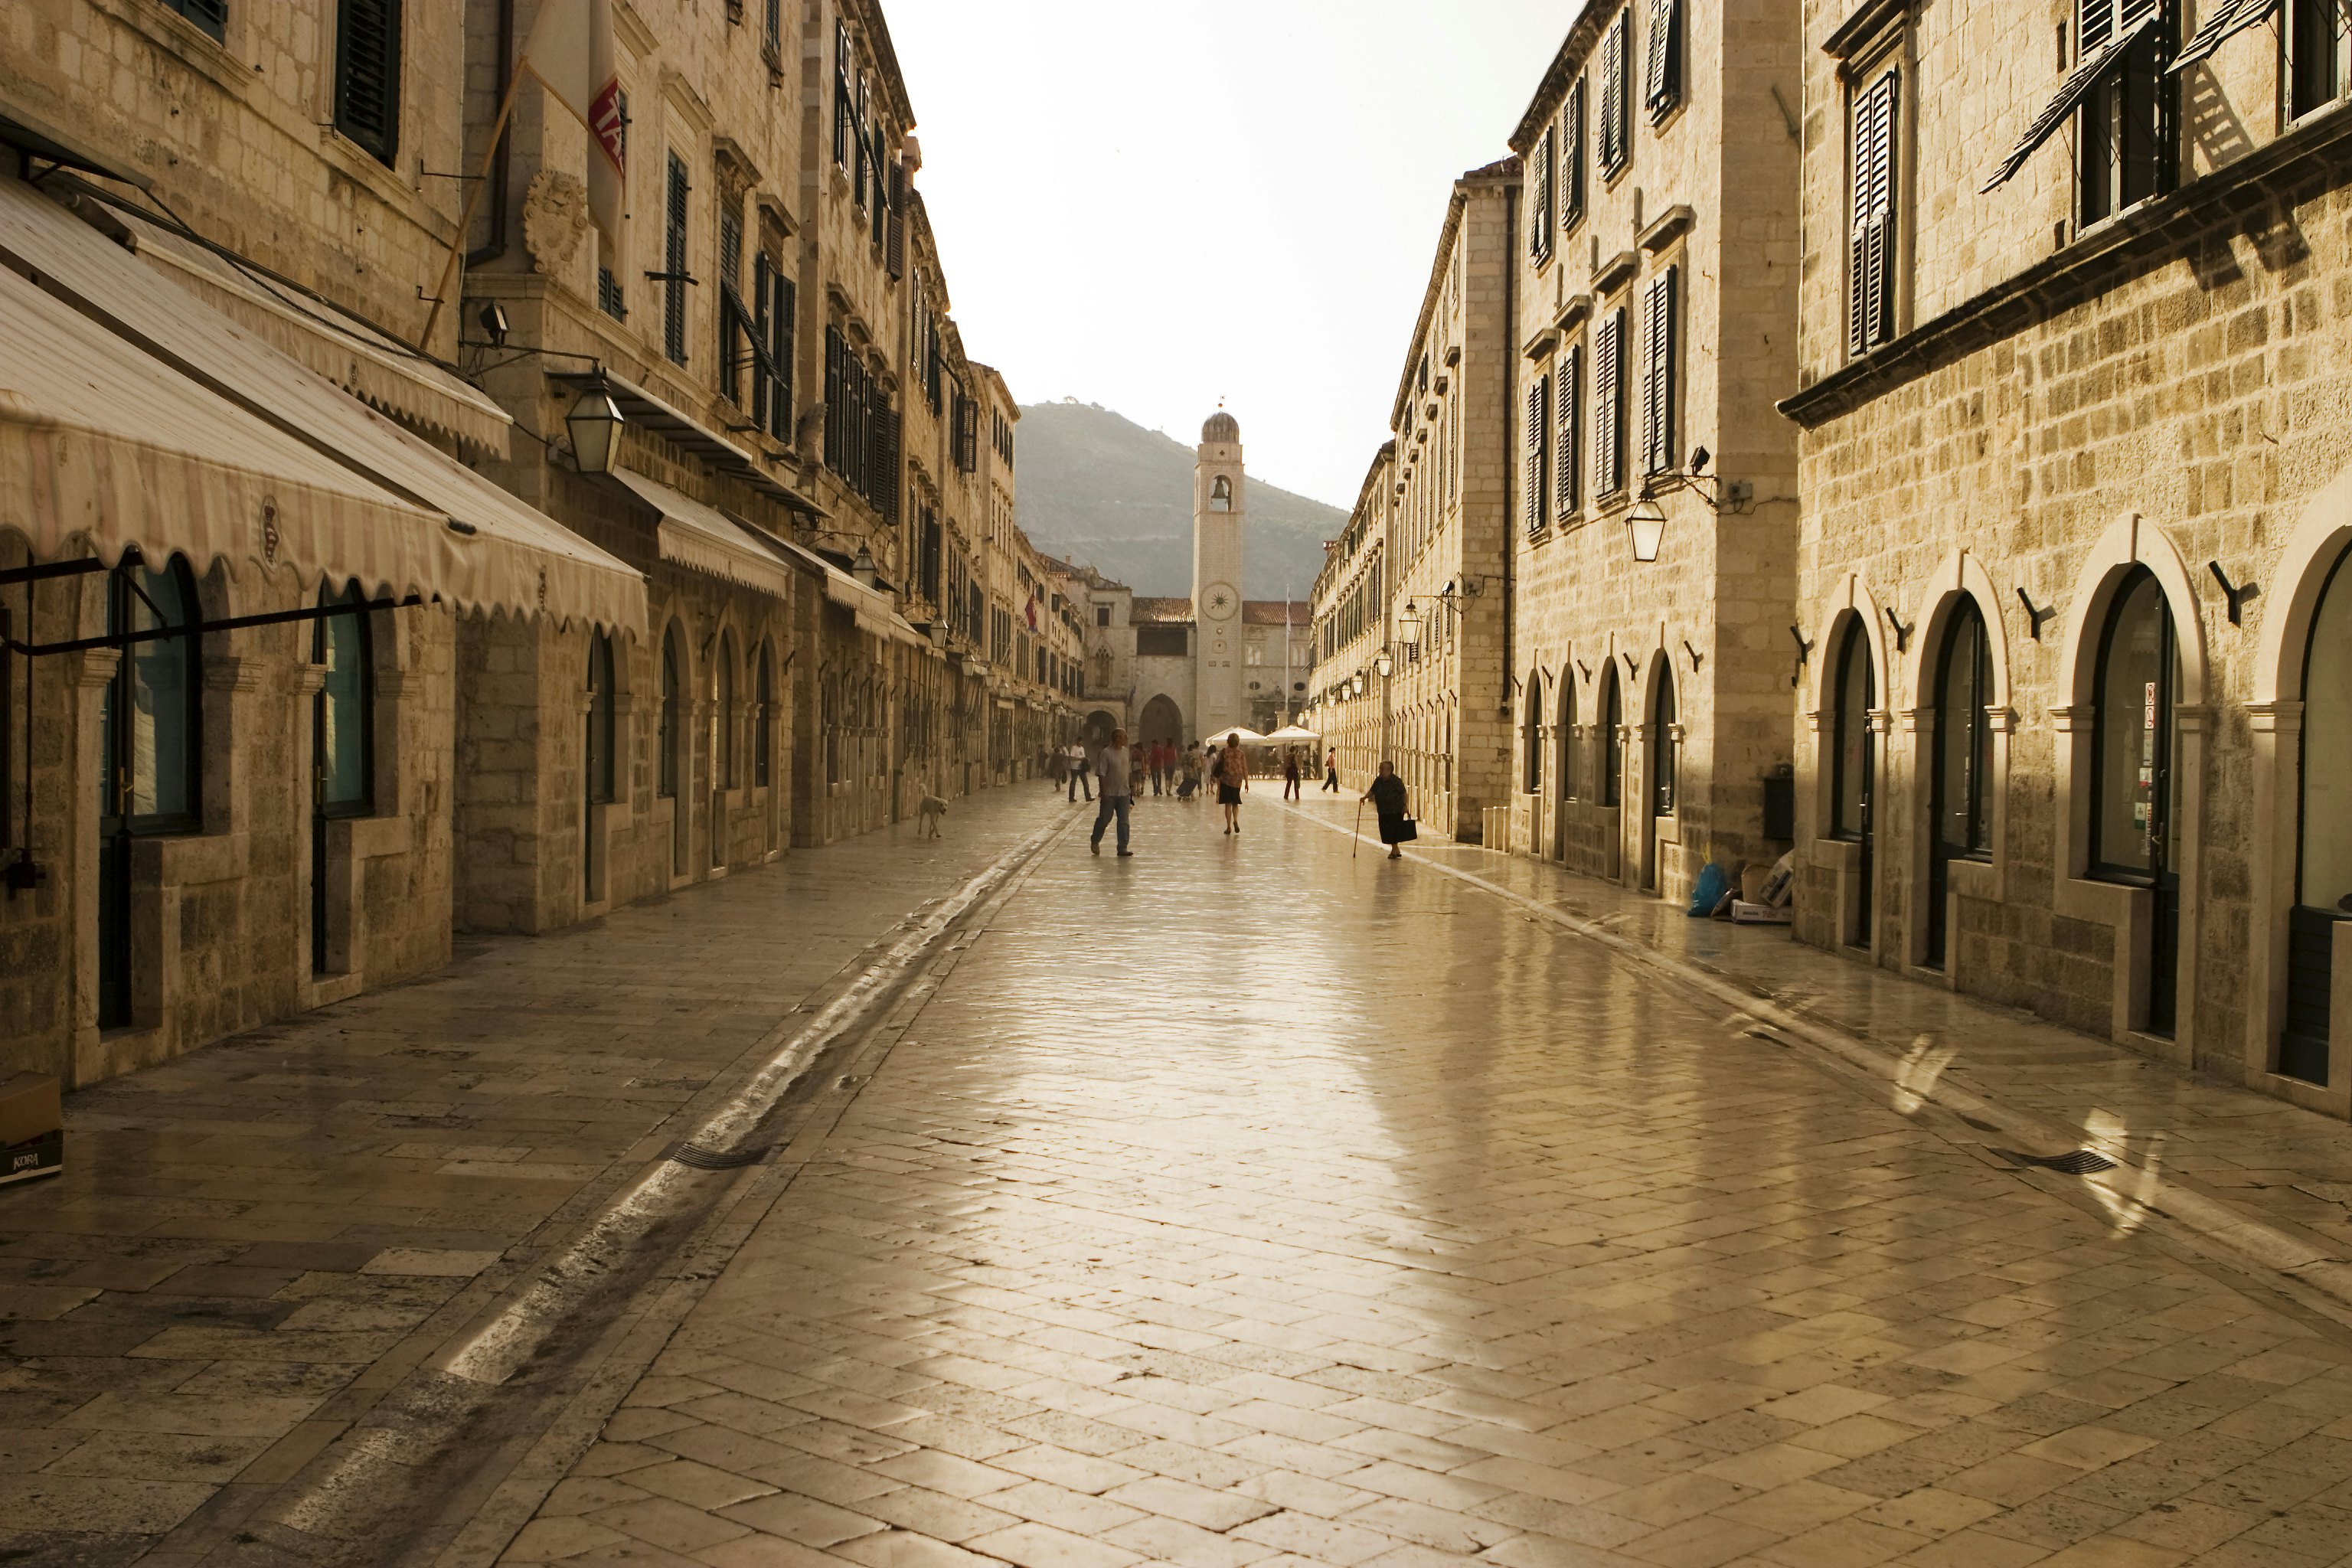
506 799 2352 1568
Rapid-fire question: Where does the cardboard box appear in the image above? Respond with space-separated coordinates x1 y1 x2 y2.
0 1072 63 1187
1730 900 1795 926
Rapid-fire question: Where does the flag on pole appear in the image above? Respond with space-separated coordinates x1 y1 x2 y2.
521 0 624 243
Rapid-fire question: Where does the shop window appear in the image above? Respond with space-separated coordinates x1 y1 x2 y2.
1650 663 1677 816
2090 570 2181 877
98 555 203 1028
1557 675 1578 802
1524 674 1543 794
314 583 374 819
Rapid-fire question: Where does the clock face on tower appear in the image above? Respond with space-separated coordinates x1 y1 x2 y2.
1202 583 1238 622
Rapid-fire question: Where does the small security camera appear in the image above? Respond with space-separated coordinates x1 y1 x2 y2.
1687 445 1710 475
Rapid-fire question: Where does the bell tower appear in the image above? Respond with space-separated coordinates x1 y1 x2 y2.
1193 409 1246 739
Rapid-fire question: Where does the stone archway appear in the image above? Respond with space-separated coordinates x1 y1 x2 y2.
1084 709 1119 748
1138 694 1184 747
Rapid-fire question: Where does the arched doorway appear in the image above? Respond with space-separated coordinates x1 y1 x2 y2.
2092 569 2183 1034
1929 598 1994 969
1084 709 1118 749
1645 662 1677 893
1553 671 1577 861
1830 615 1877 946
2285 544 2352 1081
1138 694 1183 748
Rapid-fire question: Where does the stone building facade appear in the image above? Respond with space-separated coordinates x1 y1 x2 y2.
0 0 1064 1092
1311 452 1395 786
1782 0 2352 1113
1379 162 1517 842
1501 0 1805 900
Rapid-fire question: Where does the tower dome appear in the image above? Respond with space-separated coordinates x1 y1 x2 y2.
1201 410 1240 444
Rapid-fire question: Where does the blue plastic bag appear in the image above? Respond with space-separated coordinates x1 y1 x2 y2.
1687 862 1727 917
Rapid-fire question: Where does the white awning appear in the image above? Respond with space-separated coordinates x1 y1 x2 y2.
0 259 446 589
0 175 646 634
115 205 516 457
614 468 796 599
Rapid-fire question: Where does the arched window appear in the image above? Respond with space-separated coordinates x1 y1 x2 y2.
1831 618 1874 841
99 554 202 1027
714 632 737 789
1651 663 1677 816
1928 597 1995 968
2092 570 2180 877
1209 475 1232 512
1523 673 1543 794
1557 674 1577 802
1599 662 1623 808
2286 544 2352 1080
754 642 773 787
659 628 682 799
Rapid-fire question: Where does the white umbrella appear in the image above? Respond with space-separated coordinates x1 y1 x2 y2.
1264 724 1320 743
1205 726 1268 745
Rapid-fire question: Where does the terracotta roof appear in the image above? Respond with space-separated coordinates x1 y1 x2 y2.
1242 600 1313 626
1129 596 1194 624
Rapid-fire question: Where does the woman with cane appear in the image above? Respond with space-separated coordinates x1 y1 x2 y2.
1362 761 1412 860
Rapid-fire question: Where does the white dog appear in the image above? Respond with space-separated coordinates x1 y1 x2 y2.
916 793 948 837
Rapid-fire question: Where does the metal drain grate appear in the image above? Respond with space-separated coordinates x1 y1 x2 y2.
1995 1147 2118 1175
668 1142 771 1170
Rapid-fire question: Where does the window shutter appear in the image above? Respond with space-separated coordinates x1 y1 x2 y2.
833 24 852 166
1556 343 1580 518
887 162 906 277
1594 310 1623 495
334 0 403 166
873 400 900 522
1524 375 1550 532
1530 126 1554 260
824 326 843 472
663 154 690 366
2079 0 2118 54
1849 71 1899 355
1601 11 1628 172
1563 80 1587 229
1642 267 1677 475
1644 0 1681 115
750 254 769 426
766 270 795 439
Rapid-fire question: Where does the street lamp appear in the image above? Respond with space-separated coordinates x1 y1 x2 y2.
1374 652 1394 679
1394 604 1422 648
565 373 625 475
1628 492 1668 563
852 542 877 588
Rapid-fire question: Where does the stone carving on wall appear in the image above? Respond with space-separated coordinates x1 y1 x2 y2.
523 169 590 277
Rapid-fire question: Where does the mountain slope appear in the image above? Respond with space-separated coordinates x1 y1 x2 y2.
1013 400 1344 600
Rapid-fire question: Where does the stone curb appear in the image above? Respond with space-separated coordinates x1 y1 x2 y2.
1281 801 2352 1331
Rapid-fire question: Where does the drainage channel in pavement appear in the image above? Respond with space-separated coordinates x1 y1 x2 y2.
140 808 1080 1568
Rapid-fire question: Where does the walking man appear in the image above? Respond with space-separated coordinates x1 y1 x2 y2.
1321 746 1340 792
1282 746 1302 801
1066 739 1092 802
1090 729 1134 856
1216 732 1250 835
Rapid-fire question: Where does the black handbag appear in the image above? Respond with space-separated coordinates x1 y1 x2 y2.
1393 817 1418 843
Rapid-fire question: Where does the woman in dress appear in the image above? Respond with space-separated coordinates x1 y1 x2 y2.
1364 761 1410 860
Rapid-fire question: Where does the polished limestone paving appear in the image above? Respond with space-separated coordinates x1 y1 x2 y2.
500 796 2352 1568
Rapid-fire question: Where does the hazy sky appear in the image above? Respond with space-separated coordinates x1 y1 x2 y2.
884 1 1573 511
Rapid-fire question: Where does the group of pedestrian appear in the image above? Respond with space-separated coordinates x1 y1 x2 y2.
1065 730 1412 863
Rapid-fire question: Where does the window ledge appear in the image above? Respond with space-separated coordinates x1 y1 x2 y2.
1592 248 1639 296
1638 204 1694 253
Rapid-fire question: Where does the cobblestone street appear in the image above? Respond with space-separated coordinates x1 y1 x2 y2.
475 794 2352 1568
